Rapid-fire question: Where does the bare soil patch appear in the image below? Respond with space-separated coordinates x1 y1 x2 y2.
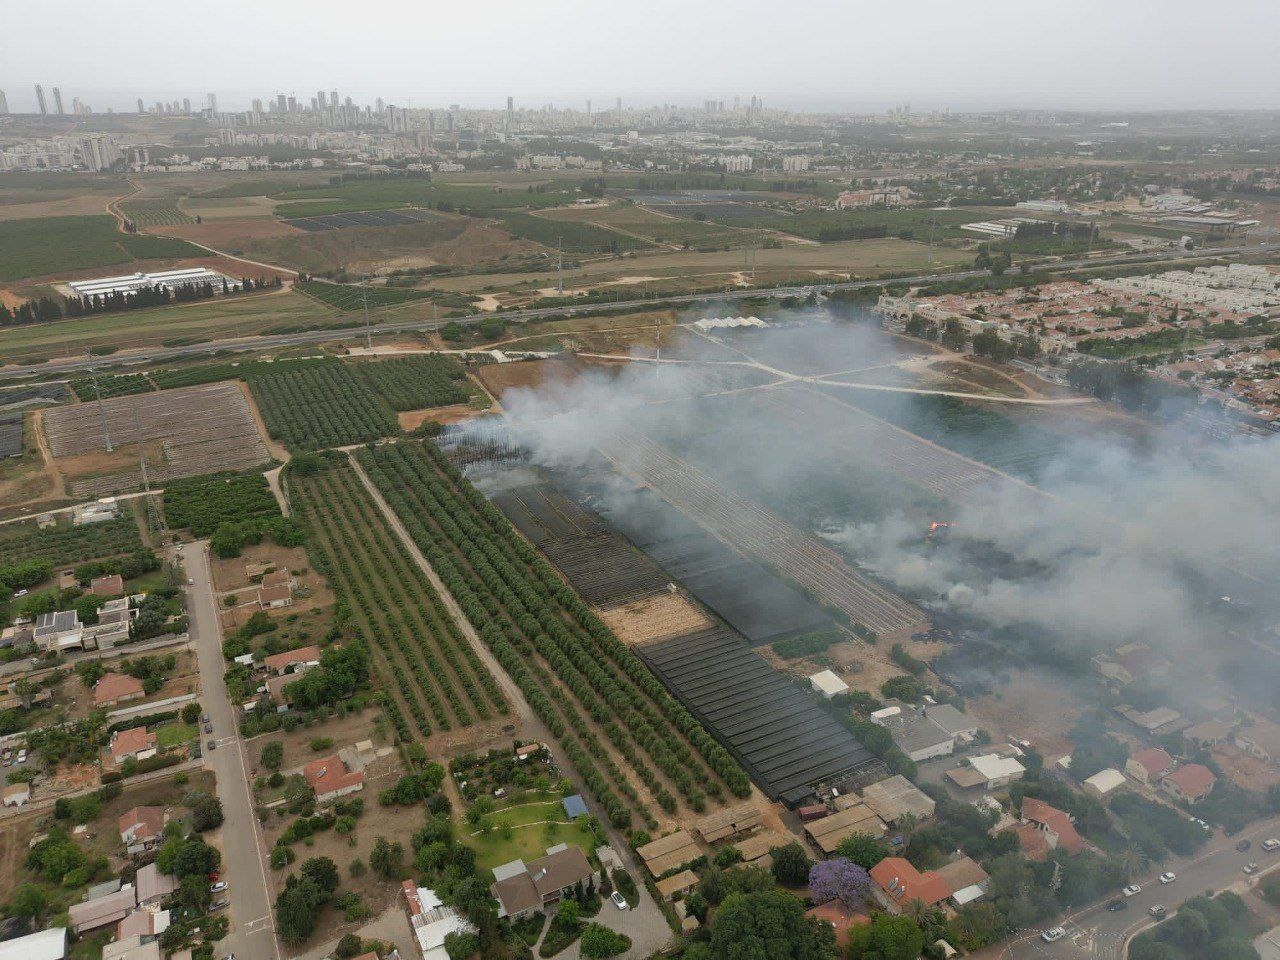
1212 744 1280 792
164 219 303 245
969 668 1081 759
597 593 711 646
249 706 388 774
397 402 488 432
210 542 316 594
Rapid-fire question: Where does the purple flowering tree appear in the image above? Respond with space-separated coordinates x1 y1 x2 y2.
808 857 873 911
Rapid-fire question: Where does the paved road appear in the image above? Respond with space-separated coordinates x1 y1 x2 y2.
978 813 1280 960
0 245 1265 381
181 541 281 960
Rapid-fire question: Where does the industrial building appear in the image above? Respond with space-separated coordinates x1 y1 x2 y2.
67 268 233 299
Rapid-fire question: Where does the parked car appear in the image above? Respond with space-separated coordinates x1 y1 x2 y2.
1123 884 1142 897
1237 839 1252 852
1244 862 1260 875
610 891 628 910
201 714 210 724
1149 904 1166 918
211 881 228 893
207 740 217 751
1160 872 1176 884
1041 927 1066 943
203 722 213 734
211 898 230 911
1262 838 1280 851
1105 899 1127 912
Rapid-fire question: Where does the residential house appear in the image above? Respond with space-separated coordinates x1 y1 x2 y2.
261 568 296 590
303 754 364 804
935 855 990 907
94 672 145 707
874 706 957 763
561 795 588 821
1116 705 1185 737
67 884 137 933
869 857 951 914
264 645 320 676
925 704 980 745
401 882 474 960
957 754 1026 791
1235 722 1280 764
257 583 293 610
806 900 870 950
109 727 157 765
1083 768 1127 798
1183 719 1234 750
117 907 170 939
84 597 136 649
490 846 596 919
118 806 165 854
810 670 849 699
1014 798 1084 860
135 863 178 907
0 927 67 960
1126 747 1174 785
102 937 160 960
90 574 125 597
1162 763 1217 804
33 610 84 652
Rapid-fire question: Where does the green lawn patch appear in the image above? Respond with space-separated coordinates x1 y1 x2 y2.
0 215 204 282
156 722 197 748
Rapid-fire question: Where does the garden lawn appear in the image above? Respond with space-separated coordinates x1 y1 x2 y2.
466 816 598 874
156 722 197 749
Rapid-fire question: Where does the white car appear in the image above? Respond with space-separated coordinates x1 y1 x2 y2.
1262 838 1280 851
1149 904 1166 918
1041 927 1066 943
1123 884 1142 897
1159 872 1176 884
210 881 228 893
610 891 628 910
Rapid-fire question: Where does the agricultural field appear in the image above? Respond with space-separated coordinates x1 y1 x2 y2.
355 355 473 411
69 373 152 400
0 215 204 282
0 510 142 567
494 211 653 254
290 458 508 740
270 179 584 219
162 471 281 537
119 199 197 228
295 280 477 311
248 361 398 449
536 202 755 249
355 440 752 831
1 287 338 364
0 412 22 459
285 208 436 231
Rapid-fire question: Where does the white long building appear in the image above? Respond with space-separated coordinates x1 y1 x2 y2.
67 268 233 298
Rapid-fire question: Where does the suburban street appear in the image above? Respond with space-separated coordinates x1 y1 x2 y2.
977 813 1280 960
0 244 1266 382
181 541 281 960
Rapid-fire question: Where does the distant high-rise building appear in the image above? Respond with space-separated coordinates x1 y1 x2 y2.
35 84 47 115
136 97 144 114
182 97 191 114
0 90 8 114
376 97 385 114
316 90 326 109
331 90 340 108
616 97 622 112
252 98 264 114
207 92 218 112
52 87 64 115
276 94 287 113
287 95 297 112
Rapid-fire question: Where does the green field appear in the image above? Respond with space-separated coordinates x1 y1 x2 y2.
495 211 653 254
249 361 398 449
0 215 204 282
119 200 197 228
295 280 481 311
465 799 598 873
355 355 473 411
0 512 142 567
271 179 585 220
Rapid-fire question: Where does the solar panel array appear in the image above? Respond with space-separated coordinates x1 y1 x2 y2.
0 411 22 458
640 625 879 802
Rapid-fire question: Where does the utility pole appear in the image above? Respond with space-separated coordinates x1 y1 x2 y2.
132 400 151 498
89 364 113 452
361 289 372 350
556 236 564 295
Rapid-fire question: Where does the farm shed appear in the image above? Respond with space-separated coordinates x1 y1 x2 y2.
804 802 888 855
636 830 700 876
693 802 761 844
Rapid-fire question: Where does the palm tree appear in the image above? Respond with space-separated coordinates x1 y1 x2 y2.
1121 844 1149 881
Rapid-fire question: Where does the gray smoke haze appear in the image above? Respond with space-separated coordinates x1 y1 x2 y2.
461 309 1280 668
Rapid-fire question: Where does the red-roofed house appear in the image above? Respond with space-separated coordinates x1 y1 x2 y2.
1126 747 1174 785
109 726 157 764
119 805 166 854
806 900 870 948
1018 798 1084 857
264 645 321 676
303 754 364 804
94 672 144 707
1161 764 1217 804
869 857 950 913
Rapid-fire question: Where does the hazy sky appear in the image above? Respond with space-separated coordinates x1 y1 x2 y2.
5 0 1279 113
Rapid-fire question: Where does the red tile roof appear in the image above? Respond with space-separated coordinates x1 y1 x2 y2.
302 754 363 798
1130 747 1174 779
110 726 156 759
869 856 950 908
94 672 144 705
118 805 164 843
1164 763 1217 800
1020 797 1084 854
1010 822 1052 861
806 900 870 947
90 573 125 597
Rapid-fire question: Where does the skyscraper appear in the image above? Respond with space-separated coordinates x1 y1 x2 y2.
330 90 340 109
0 90 8 114
317 90 326 109
136 98 144 114
53 87 64 115
182 98 191 114
35 84 47 115
276 94 287 113
208 92 218 112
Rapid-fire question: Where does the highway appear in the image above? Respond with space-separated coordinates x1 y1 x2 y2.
975 813 1280 960
0 244 1266 381
181 541 280 960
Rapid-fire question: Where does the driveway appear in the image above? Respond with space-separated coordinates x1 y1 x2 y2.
181 541 281 960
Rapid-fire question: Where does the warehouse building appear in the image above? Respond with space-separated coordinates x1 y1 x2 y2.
67 268 233 299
